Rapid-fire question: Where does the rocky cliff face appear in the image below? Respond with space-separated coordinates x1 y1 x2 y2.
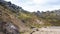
0 2 31 34
0 7 20 34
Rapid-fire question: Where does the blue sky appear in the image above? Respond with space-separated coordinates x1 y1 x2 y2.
5 0 60 12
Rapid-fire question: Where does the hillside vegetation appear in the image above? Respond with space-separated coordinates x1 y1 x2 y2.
0 0 60 34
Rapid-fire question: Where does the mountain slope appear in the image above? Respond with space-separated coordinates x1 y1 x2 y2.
0 0 60 34
0 1 42 34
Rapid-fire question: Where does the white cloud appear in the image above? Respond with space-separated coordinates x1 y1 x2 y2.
32 0 47 4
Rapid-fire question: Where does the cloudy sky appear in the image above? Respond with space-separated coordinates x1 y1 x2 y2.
5 0 60 12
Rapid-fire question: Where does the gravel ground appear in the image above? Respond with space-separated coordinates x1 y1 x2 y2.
32 27 60 34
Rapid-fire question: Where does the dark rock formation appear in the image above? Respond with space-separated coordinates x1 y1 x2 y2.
0 21 20 34
0 6 20 34
0 0 22 13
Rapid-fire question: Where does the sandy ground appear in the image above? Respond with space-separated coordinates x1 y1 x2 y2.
32 27 60 34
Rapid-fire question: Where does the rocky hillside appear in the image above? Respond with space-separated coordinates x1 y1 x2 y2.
34 10 60 26
0 6 20 34
0 0 60 34
0 0 43 34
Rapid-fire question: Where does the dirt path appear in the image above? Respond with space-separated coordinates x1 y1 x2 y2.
32 27 60 34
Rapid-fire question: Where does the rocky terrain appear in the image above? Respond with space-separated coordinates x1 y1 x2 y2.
0 5 20 34
0 0 60 34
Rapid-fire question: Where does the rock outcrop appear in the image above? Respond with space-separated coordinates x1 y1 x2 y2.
0 3 20 34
